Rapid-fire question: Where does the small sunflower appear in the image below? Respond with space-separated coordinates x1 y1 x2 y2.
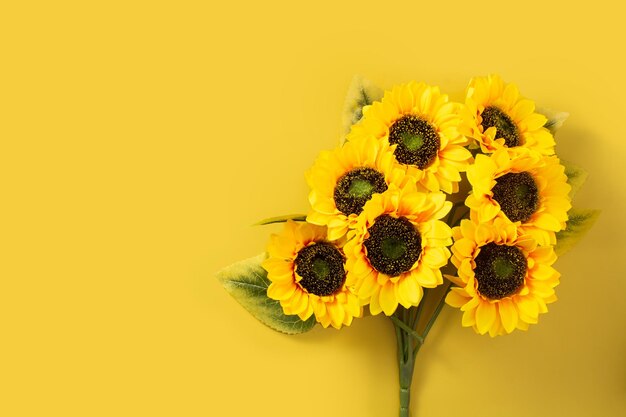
347 81 472 194
463 74 555 155
465 148 571 246
306 136 410 241
262 220 361 329
344 184 452 316
445 218 560 336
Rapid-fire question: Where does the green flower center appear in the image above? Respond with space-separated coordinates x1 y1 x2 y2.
480 106 521 147
474 243 527 299
492 171 539 223
388 115 440 169
295 242 346 296
334 167 388 216
363 215 422 276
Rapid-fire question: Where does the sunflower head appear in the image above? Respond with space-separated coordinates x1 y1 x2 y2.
306 136 411 241
344 184 453 316
262 221 362 329
445 218 560 336
462 74 556 155
347 81 472 194
465 148 571 246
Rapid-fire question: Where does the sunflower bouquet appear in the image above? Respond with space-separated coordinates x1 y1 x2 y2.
216 75 598 417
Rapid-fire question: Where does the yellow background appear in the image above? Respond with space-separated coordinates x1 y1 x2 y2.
1 1 625 416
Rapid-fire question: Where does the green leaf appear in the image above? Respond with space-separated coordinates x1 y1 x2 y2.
561 159 589 198
254 214 307 226
555 208 600 256
216 254 317 334
537 107 569 135
342 75 383 135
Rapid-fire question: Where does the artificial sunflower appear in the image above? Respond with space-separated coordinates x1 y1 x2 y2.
445 218 560 336
463 74 555 155
306 136 410 241
262 220 361 329
465 148 571 246
344 184 452 316
347 81 472 194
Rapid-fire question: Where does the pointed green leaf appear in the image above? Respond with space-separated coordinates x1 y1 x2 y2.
561 160 589 198
254 214 307 226
555 208 600 256
342 75 383 135
216 254 317 334
537 107 569 135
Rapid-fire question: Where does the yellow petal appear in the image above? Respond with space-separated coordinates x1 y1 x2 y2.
379 282 399 316
531 264 557 280
533 213 562 231
498 299 518 334
428 220 452 240
512 99 535 121
443 145 472 161
452 239 475 258
267 283 297 301
414 265 439 288
475 301 496 334
478 201 500 223
369 287 383 315
328 302 345 329
462 309 476 327
398 276 423 306
313 298 327 318
357 273 378 299
516 297 539 321
421 247 449 268
446 288 470 308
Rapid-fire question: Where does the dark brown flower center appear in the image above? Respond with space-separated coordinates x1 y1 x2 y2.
388 115 440 169
492 171 539 223
474 243 526 299
363 215 422 276
334 167 387 216
480 106 521 147
295 242 346 296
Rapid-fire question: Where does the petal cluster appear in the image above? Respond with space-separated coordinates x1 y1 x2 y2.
306 136 409 240
344 184 452 315
445 218 560 336
348 81 472 193
262 221 362 329
465 148 571 246
462 74 556 155
258 76 574 334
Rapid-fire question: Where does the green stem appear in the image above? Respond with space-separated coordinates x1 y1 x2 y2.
389 315 424 344
391 283 455 416
393 307 422 417
419 283 452 356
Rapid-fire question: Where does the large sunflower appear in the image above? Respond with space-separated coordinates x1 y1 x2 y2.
262 220 362 329
465 148 571 246
344 184 452 316
347 81 472 194
445 218 560 336
306 136 410 241
463 74 555 155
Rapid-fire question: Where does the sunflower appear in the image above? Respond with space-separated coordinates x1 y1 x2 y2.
261 220 361 329
445 218 560 336
344 184 452 316
347 81 472 194
463 74 555 155
465 148 571 246
306 136 410 241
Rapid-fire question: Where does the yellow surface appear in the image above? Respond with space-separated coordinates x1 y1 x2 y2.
1 1 625 416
